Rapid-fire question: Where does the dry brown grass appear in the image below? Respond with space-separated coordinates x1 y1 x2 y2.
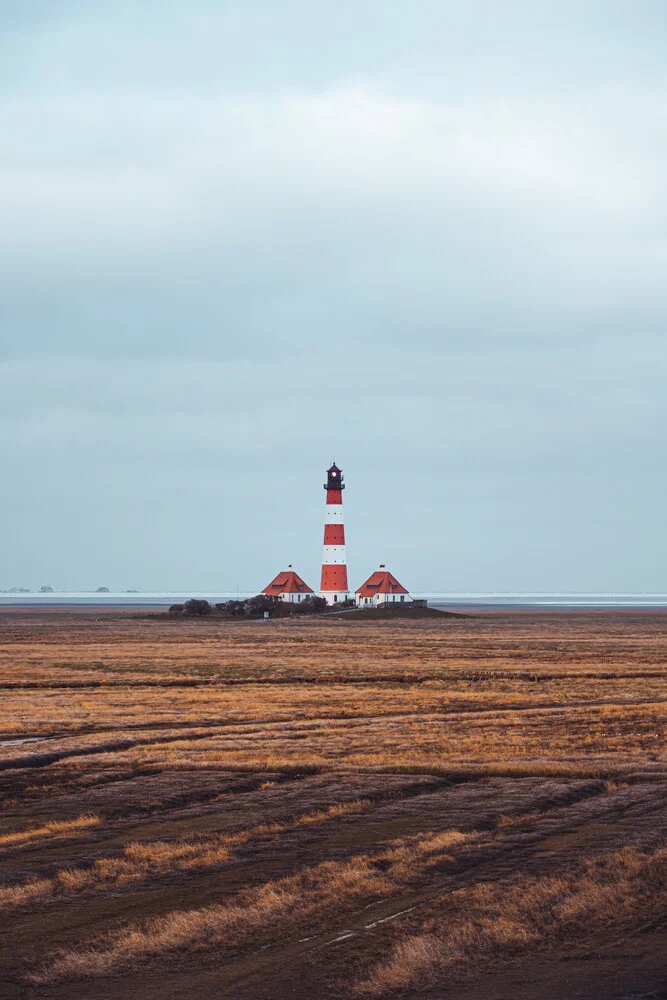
11 699 658 782
2 612 664 776
1 609 666 996
0 878 54 908
0 814 99 849
355 840 667 995
5 676 665 740
0 800 377 910
30 830 472 983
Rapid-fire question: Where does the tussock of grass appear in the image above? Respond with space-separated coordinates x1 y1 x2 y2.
33 886 300 983
355 840 667 995
0 878 53 908
295 799 373 825
29 829 474 982
352 761 626 781
30 862 388 982
0 814 100 849
1 800 377 910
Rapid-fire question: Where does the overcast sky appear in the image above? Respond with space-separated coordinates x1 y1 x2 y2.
2 1 667 593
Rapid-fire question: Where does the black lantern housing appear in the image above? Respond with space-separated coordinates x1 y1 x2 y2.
324 463 345 490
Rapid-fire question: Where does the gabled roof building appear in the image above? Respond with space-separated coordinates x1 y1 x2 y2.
355 565 412 607
262 566 314 603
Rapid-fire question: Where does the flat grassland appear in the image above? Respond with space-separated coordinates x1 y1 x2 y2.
1 608 666 1000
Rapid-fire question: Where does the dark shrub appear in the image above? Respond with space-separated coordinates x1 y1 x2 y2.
183 599 212 616
225 600 247 617
246 594 279 616
168 604 184 615
299 596 328 613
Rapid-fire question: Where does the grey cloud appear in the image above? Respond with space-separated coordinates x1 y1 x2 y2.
1 2 666 593
3 86 667 360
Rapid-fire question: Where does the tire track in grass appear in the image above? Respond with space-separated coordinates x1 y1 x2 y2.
185 785 667 998
3 697 666 771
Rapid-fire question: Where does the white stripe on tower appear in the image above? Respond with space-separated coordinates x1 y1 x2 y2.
325 505 344 523
319 462 349 604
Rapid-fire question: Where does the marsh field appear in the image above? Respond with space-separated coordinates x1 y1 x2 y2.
1 607 666 1000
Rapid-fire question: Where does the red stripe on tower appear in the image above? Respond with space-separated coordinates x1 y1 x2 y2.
323 524 345 545
319 463 349 605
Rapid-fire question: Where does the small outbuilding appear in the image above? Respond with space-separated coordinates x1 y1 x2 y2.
262 566 314 603
355 565 413 607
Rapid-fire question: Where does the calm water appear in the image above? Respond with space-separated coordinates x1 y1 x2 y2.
2 592 667 609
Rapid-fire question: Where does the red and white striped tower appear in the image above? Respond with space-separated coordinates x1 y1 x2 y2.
319 462 349 605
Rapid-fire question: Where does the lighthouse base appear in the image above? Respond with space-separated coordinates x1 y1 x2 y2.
319 591 351 606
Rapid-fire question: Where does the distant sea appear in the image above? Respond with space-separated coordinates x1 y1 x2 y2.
1 592 667 609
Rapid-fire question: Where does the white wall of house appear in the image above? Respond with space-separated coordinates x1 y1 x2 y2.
278 591 311 603
355 592 413 607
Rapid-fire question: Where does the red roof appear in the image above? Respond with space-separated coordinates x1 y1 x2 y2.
355 567 409 597
262 568 314 595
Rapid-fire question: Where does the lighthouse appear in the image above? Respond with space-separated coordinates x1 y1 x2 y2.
319 462 349 604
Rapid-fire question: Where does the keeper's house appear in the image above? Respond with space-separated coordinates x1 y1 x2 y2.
355 565 413 608
262 566 314 603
